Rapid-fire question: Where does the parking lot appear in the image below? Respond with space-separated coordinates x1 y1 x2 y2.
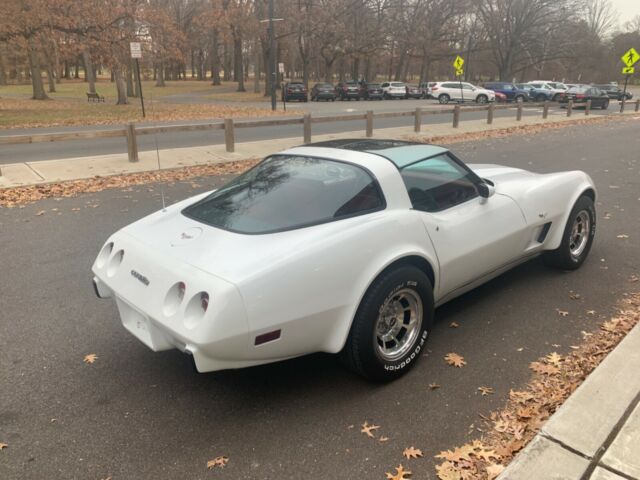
1 116 638 479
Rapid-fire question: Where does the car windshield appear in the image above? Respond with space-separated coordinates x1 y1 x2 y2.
567 86 588 93
183 155 384 234
368 84 381 88
316 83 332 88
391 82 405 87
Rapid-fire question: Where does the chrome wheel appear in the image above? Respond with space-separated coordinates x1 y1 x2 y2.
569 210 590 258
375 288 423 361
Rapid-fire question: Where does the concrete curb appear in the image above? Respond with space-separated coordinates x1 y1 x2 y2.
498 321 640 480
0 110 635 190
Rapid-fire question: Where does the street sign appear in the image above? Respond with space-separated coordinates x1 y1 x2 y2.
621 48 639 67
453 55 464 70
130 42 142 59
278 62 284 73
455 68 464 77
623 66 635 75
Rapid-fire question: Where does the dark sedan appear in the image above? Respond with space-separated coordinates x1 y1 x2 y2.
405 85 423 99
363 83 384 100
311 83 336 101
282 82 308 102
559 86 609 109
593 84 633 101
335 81 363 101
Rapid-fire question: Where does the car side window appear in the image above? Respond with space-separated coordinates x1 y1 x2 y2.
400 154 479 213
382 82 389 87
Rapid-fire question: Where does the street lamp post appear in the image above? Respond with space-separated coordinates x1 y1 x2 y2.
261 0 283 111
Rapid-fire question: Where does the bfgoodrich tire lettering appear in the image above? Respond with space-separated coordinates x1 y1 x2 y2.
543 194 596 270
342 265 434 382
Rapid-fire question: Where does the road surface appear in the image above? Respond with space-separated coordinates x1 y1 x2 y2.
1 118 638 479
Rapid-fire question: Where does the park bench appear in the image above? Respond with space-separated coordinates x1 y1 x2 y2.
86 92 105 102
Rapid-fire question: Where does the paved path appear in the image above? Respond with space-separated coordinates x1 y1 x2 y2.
1 118 639 479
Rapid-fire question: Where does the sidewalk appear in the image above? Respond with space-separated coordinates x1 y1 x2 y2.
499 321 640 480
0 108 634 189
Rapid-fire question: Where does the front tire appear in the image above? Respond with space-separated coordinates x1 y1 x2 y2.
438 94 450 104
543 195 596 270
476 94 488 104
342 265 434 382
602 99 609 110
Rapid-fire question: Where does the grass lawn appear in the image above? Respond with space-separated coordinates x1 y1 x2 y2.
0 79 275 129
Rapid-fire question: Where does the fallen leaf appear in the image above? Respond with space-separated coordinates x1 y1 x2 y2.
379 436 389 443
386 464 412 480
403 446 423 459
436 445 475 463
445 353 466 368
629 275 639 283
361 421 380 438
546 352 563 366
486 463 505 479
617 234 629 239
36 210 45 216
569 293 581 300
529 361 559 375
83 353 98 364
0 443 7 450
587 310 596 315
557 309 569 317
449 322 460 328
435 461 461 480
478 386 494 396
429 383 441 390
206 456 228 470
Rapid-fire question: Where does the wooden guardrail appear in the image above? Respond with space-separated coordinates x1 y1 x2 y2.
1 99 637 170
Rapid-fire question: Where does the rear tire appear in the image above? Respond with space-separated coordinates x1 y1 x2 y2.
543 195 596 270
438 94 450 104
602 99 609 110
341 265 434 382
476 94 488 104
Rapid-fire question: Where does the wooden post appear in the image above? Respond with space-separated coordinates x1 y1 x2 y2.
487 103 494 124
567 100 573 117
366 110 373 137
414 107 422 133
516 102 523 121
585 99 591 116
620 98 626 113
303 113 311 144
543 101 549 119
636 99 640 112
224 118 234 152
453 104 460 128
126 123 138 162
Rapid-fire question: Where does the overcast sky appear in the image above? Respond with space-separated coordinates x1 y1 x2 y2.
609 0 640 25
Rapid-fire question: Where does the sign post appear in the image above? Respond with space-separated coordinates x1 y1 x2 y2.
279 63 286 112
453 55 465 103
620 48 639 100
130 42 145 118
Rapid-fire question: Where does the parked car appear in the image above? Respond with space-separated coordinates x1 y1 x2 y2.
559 86 609 109
527 81 564 101
546 81 568 91
363 83 384 100
381 81 407 99
311 83 336 102
494 91 507 102
515 83 553 102
430 81 496 104
405 85 423 99
483 82 529 102
593 84 633 101
335 81 363 101
282 82 308 102
419 82 437 99
92 139 597 381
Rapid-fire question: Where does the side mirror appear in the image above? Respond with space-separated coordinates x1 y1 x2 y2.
477 182 495 201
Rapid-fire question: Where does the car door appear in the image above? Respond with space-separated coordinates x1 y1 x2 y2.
400 153 528 298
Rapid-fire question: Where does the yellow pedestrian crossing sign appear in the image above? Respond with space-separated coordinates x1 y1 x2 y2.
455 68 464 77
621 48 639 67
453 55 465 70
623 66 635 75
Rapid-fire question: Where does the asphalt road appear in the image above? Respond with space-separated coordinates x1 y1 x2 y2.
1 118 639 479
0 100 611 165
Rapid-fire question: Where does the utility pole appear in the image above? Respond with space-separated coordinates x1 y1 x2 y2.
261 0 283 111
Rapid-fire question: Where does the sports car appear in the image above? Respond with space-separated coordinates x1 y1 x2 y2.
92 139 596 382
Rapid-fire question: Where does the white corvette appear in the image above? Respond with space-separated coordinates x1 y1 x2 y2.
92 140 596 381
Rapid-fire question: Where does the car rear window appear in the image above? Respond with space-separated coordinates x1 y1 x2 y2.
368 84 381 88
183 155 385 234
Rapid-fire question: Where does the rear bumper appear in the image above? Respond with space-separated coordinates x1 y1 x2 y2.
315 92 335 99
92 232 254 372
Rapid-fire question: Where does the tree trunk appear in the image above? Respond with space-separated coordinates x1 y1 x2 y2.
0 47 7 86
126 63 136 97
45 62 56 93
211 30 221 85
234 36 245 92
262 40 271 96
253 43 260 93
114 68 128 104
223 41 232 81
156 61 166 86
27 38 48 100
83 50 96 94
